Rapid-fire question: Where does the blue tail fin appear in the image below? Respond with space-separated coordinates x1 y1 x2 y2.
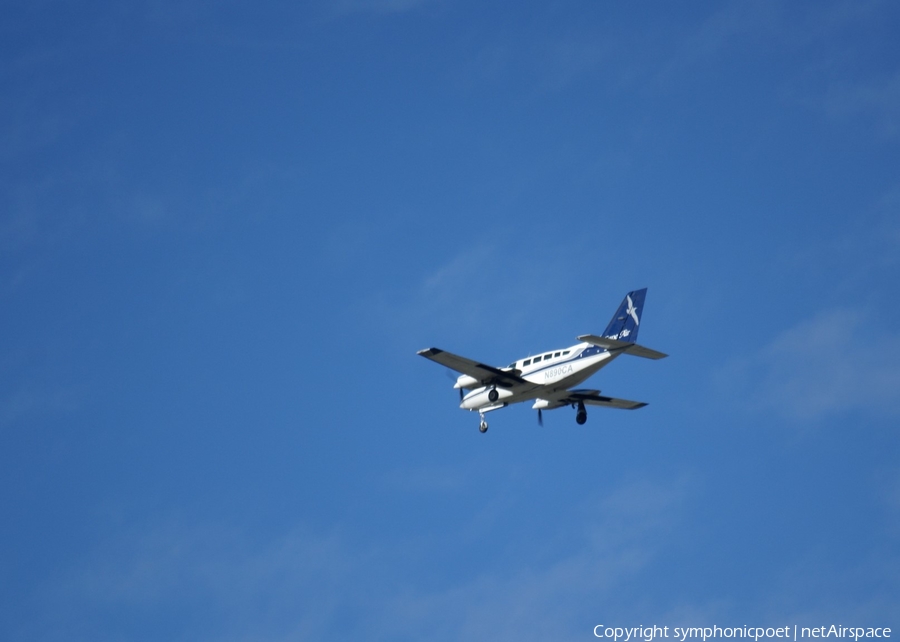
601 288 647 343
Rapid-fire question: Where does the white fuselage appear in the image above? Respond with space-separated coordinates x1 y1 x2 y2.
458 342 622 411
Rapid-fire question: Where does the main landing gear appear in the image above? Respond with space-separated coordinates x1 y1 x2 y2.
575 400 587 425
478 412 489 433
487 387 499 403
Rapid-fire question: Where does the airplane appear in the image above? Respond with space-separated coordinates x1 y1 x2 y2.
417 288 667 433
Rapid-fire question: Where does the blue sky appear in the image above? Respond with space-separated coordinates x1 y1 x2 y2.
2 1 899 640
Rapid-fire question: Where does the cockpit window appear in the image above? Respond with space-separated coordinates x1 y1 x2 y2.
523 359 531 366
508 363 516 368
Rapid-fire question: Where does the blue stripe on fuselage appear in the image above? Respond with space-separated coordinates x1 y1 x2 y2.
519 345 609 379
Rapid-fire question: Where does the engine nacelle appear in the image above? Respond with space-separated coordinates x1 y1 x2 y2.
531 398 566 410
460 386 513 410
454 375 479 389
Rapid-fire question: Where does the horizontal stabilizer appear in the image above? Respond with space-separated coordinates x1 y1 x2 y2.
577 334 668 360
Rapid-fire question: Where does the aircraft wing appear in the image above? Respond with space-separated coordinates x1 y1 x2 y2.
417 347 527 387
564 389 648 410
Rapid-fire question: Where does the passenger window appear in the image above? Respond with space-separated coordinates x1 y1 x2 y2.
533 356 542 362
544 354 552 360
554 352 561 357
523 359 531 366
563 350 570 355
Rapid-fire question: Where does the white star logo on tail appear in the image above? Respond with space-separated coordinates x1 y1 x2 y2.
626 295 640 326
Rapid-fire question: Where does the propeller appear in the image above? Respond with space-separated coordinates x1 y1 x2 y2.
537 409 543 426
445 369 464 402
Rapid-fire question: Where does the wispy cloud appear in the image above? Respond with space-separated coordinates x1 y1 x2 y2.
331 0 435 14
719 308 900 421
370 477 689 641
760 528 900 623
39 477 687 641
773 182 900 297
382 462 471 493
824 71 900 140
44 521 354 641
0 382 83 428
368 242 590 349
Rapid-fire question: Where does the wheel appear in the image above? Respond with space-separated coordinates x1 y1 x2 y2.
488 388 499 402
479 421 488 433
575 400 587 425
